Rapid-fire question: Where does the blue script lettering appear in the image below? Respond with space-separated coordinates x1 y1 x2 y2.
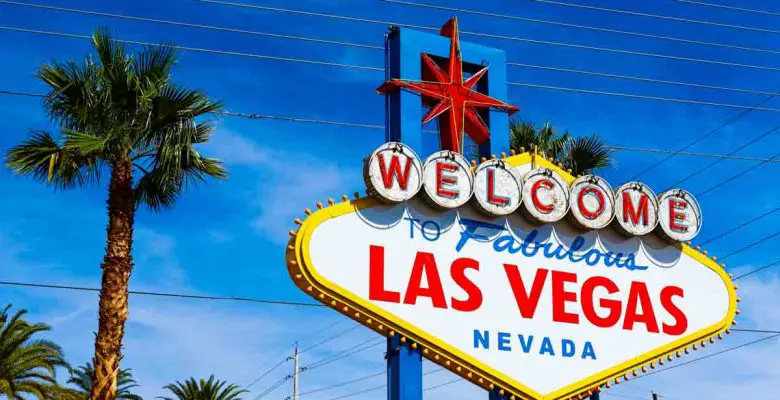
457 218 648 271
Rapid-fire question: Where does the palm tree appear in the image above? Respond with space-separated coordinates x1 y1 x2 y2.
5 28 226 400
43 384 85 400
158 376 246 400
0 304 68 400
68 363 142 400
509 119 613 175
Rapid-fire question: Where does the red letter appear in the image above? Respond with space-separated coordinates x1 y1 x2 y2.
581 276 621 328
451 258 482 312
377 153 412 190
622 191 649 226
403 251 447 309
623 281 660 333
552 270 579 324
436 162 459 198
531 179 555 214
669 199 689 232
368 245 400 303
578 187 605 220
661 286 688 335
486 168 510 206
504 265 548 318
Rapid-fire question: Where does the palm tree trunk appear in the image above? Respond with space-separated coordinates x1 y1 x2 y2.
92 159 135 400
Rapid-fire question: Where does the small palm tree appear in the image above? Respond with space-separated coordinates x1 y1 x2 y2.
509 119 613 175
159 376 246 400
68 363 142 400
0 304 68 400
5 27 226 400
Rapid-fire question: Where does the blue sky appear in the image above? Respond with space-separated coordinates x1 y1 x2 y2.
1 0 779 399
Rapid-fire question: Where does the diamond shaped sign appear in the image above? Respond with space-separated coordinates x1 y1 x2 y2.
287 153 737 400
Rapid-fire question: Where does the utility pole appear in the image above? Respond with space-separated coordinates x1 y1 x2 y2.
293 343 300 400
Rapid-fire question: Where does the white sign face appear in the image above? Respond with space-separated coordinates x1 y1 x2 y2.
472 159 524 216
569 175 615 230
290 153 730 400
657 190 702 242
613 182 659 237
420 150 474 209
522 168 569 224
293 197 735 400
364 142 423 203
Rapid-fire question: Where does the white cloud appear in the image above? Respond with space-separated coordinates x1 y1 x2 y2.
204 128 272 166
252 158 353 244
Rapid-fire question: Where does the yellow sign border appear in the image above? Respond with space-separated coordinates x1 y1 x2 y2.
286 153 738 400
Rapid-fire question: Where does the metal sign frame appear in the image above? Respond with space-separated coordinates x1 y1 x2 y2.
286 153 738 400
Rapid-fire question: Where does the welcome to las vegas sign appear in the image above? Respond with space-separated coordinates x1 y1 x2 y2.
285 18 737 400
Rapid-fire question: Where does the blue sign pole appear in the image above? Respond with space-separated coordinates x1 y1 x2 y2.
383 22 514 400
387 335 423 400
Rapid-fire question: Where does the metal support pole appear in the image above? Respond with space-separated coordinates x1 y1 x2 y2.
387 335 422 400
590 391 600 400
292 343 299 400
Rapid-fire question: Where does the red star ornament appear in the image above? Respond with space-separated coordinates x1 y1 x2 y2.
378 17 519 154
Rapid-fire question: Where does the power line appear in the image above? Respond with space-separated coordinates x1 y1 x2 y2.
528 0 780 35
196 0 780 72
509 82 780 112
632 333 780 381
0 89 44 97
608 146 780 163
0 26 384 72
0 280 324 307
244 357 292 390
5 89 780 162
7 25 780 113
672 0 780 18
697 149 780 197
300 337 384 372
381 0 780 55
665 122 780 189
5 0 776 99
510 62 779 97
719 229 780 261
0 0 383 50
699 206 780 246
253 374 292 400
318 369 443 400
292 371 384 398
733 328 780 334
321 383 384 400
215 111 384 129
294 320 347 349
734 259 780 280
422 377 463 392
627 94 778 180
299 326 360 354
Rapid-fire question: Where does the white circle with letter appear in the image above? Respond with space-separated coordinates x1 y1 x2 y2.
363 142 423 203
613 182 659 236
569 175 615 230
521 168 569 223
657 189 702 242
472 159 523 216
420 150 473 209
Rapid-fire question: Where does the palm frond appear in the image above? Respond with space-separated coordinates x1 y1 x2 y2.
563 134 614 175
5 131 102 190
0 305 67 400
159 376 246 400
134 44 177 85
